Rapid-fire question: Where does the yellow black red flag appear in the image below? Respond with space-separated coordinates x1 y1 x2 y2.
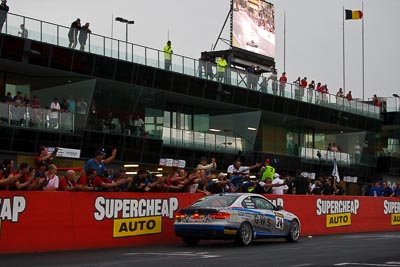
345 10 363 20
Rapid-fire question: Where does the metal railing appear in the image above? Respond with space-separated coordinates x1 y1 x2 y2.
1 11 380 119
0 102 77 133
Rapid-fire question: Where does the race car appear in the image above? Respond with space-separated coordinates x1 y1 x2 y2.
174 193 300 246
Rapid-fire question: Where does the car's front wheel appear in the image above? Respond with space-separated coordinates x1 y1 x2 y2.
286 220 300 242
236 222 253 246
182 237 200 246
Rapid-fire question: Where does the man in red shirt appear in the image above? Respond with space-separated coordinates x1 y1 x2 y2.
278 72 287 96
76 168 97 191
7 162 30 190
346 91 353 101
58 169 77 191
300 77 307 100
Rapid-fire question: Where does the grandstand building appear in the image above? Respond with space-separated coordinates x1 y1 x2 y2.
0 13 399 190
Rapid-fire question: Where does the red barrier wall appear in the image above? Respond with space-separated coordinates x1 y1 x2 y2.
0 192 399 253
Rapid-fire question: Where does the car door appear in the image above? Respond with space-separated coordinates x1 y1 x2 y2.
250 196 284 235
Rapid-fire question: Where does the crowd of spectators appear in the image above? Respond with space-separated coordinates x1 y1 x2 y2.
2 147 398 197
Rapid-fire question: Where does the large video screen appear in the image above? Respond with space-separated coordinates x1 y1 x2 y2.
232 0 275 58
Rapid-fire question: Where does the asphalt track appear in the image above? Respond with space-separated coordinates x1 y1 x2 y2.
2 232 400 267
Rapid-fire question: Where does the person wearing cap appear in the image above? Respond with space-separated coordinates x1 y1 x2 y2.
0 0 9 33
196 156 216 176
84 148 117 175
164 40 173 70
78 22 91 51
68 18 81 48
271 173 288 195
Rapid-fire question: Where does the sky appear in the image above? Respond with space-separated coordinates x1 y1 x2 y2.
9 0 400 100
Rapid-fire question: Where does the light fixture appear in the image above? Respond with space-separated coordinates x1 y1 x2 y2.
124 164 139 168
209 128 221 132
126 172 137 175
156 174 163 177
247 127 257 131
157 168 163 171
249 175 256 179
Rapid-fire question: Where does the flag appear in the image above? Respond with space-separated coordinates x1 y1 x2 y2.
345 10 363 20
332 159 340 183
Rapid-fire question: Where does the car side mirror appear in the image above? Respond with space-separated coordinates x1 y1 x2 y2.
275 205 283 211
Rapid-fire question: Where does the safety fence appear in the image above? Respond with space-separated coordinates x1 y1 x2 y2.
0 192 399 253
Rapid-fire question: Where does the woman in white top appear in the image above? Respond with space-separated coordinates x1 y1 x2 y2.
43 164 59 191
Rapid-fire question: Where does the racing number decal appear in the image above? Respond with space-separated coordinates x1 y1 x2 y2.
275 213 284 229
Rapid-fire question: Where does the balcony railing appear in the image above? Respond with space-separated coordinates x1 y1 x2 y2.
0 102 77 133
1 11 380 119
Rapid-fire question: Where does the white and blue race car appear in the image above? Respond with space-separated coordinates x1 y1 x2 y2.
174 193 300 246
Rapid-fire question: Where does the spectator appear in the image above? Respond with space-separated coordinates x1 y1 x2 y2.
278 72 287 96
293 77 301 100
300 77 307 100
133 115 145 136
322 179 335 195
0 161 19 189
254 66 262 89
2 92 13 103
68 18 81 48
198 52 207 78
13 91 24 106
372 94 380 106
227 160 260 191
311 181 322 195
382 182 395 197
49 98 61 129
60 99 69 112
84 148 116 175
307 80 315 102
43 164 59 191
2 159 14 179
7 162 29 190
216 55 228 82
394 184 400 197
346 91 353 101
271 173 288 195
205 55 214 80
58 170 77 191
268 70 278 94
34 146 56 168
18 23 28 38
316 82 322 104
76 168 97 191
66 96 75 113
128 168 150 192
163 40 173 70
259 158 275 182
334 180 346 195
78 22 91 51
321 84 329 102
292 171 311 194
369 181 384 196
336 88 344 98
15 165 34 190
76 97 88 129
93 170 129 191
0 0 9 33
31 161 46 190
246 65 255 89
196 156 216 175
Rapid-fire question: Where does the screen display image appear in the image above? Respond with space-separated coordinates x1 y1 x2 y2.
232 0 275 58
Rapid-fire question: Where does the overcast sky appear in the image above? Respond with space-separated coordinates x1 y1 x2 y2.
9 0 400 100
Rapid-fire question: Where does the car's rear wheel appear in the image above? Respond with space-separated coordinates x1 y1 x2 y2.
286 220 300 242
236 222 253 246
182 237 200 246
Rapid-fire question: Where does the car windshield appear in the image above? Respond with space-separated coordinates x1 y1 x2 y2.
191 195 239 208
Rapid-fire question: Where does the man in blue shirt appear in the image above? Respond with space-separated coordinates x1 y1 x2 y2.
84 148 116 175
382 182 395 197
369 181 384 197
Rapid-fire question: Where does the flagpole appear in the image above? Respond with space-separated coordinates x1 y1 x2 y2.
284 10 286 72
342 6 346 94
362 2 365 100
